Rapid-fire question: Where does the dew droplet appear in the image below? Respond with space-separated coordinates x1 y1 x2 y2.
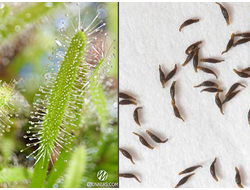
25 13 31 18
15 25 21 32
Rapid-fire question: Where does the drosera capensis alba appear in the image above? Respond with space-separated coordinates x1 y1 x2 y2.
20 3 112 187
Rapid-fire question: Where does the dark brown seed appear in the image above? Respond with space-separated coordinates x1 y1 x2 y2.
225 83 245 98
146 130 168 143
179 19 200 32
165 64 177 84
119 173 141 183
182 50 196 66
235 33 250 38
233 38 250 47
119 92 136 101
159 65 166 88
194 81 219 88
210 157 218 182
222 33 235 54
248 110 250 125
171 100 185 122
133 132 154 150
216 2 230 25
119 99 137 106
235 167 244 188
175 173 195 188
222 90 241 104
179 165 202 175
242 67 250 72
200 58 224 63
170 81 176 102
193 48 199 73
200 87 223 93
119 148 135 164
233 69 250 78
185 41 202 55
197 66 218 78
133 107 142 126
215 92 224 115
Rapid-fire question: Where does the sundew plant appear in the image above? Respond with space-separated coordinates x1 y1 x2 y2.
0 2 118 188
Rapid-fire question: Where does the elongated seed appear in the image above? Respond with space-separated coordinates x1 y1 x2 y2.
197 66 218 78
185 41 202 55
222 33 235 54
210 157 218 182
146 130 168 143
233 69 250 78
171 100 184 122
215 92 224 115
179 19 199 32
182 50 196 66
222 90 241 104
194 81 219 88
165 64 177 84
193 48 199 72
179 165 202 175
235 33 250 38
235 167 244 188
201 87 223 93
119 173 141 183
225 83 245 98
119 99 137 106
175 173 195 188
233 38 250 47
248 109 250 125
242 67 250 72
119 148 135 164
133 132 154 150
119 92 136 101
133 107 142 126
200 58 224 63
170 81 176 102
216 2 230 25
159 65 166 88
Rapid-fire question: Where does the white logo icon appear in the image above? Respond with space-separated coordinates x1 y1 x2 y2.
97 170 108 181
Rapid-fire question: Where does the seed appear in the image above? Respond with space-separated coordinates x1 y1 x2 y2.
223 90 241 104
119 99 137 106
170 81 177 102
215 92 224 115
200 58 224 63
119 173 141 183
200 87 223 93
133 132 154 150
233 38 250 47
159 65 166 88
119 92 136 101
119 148 135 164
179 19 200 32
216 2 230 25
235 33 250 38
171 100 184 122
182 50 196 66
133 107 142 126
210 157 218 182
233 69 250 78
248 109 250 125
175 173 195 188
146 130 168 143
222 33 235 54
193 48 199 73
225 83 246 98
165 64 178 84
194 80 219 88
185 41 202 55
197 66 218 78
235 167 244 188
242 67 250 72
179 165 202 175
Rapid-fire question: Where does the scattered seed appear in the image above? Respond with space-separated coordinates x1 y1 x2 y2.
182 50 196 66
215 92 224 115
248 109 250 125
159 65 166 88
133 107 142 126
223 90 241 104
146 130 168 143
193 48 199 72
175 173 195 188
210 157 219 182
179 165 202 175
119 173 141 183
225 83 245 98
194 81 219 88
119 99 137 106
179 19 200 32
235 33 250 38
242 67 250 72
200 87 223 93
170 81 177 102
233 69 250 78
233 38 250 47
222 33 235 54
133 132 154 150
119 92 136 101
171 100 185 122
185 41 202 55
235 167 244 188
197 66 218 78
216 2 230 25
119 148 135 164
200 58 224 63
165 64 178 84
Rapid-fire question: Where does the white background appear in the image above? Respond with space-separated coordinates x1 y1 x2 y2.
119 2 250 188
